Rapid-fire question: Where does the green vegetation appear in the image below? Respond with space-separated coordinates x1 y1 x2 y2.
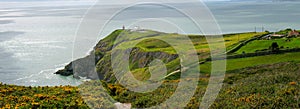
236 38 300 54
201 52 300 73
212 62 300 108
224 32 267 50
0 84 88 108
86 62 300 108
275 28 293 34
103 30 266 55
1 62 299 108
92 30 267 83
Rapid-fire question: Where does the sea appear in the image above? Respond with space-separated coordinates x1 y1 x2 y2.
0 0 299 86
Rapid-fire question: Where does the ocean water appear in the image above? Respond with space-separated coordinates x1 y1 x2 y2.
0 1 299 86
0 1 93 86
207 1 300 33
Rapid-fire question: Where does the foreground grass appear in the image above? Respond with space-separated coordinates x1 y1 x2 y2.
99 62 300 108
211 62 300 108
1 62 299 108
0 84 88 108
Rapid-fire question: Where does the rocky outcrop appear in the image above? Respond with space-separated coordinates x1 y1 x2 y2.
55 63 73 76
56 47 178 82
55 54 99 80
95 47 178 82
55 29 121 79
55 30 179 82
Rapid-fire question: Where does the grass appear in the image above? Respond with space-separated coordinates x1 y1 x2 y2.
224 32 267 50
200 52 300 73
211 62 300 108
108 30 266 55
2 62 299 108
97 30 271 84
235 38 300 54
113 32 177 54
83 62 300 108
0 84 88 108
2 60 300 108
130 58 181 81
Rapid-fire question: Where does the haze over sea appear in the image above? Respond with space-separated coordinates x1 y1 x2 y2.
0 0 299 86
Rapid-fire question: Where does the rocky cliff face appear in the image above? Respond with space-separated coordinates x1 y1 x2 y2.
55 54 99 80
55 30 179 82
95 47 178 82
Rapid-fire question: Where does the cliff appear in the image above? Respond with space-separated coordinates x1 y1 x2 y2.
55 29 180 82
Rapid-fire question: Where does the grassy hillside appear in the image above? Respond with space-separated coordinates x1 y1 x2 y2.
2 62 299 108
96 30 265 56
61 29 266 82
211 62 300 108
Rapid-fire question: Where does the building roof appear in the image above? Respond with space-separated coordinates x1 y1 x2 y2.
289 30 299 36
270 34 284 37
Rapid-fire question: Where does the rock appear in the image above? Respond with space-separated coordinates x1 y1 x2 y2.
54 62 73 76
114 102 131 109
55 69 73 76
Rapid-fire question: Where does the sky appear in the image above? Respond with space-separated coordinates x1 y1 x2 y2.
0 0 230 2
0 0 233 7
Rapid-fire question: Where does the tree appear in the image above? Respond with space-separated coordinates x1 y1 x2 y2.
270 42 279 52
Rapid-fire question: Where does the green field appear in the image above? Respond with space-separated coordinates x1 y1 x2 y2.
235 38 300 54
200 52 300 73
224 32 267 50
108 30 266 55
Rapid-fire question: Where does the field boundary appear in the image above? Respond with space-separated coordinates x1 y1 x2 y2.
226 33 270 54
207 48 300 61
